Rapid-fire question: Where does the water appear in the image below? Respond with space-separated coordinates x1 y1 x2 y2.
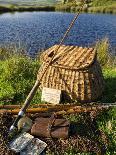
0 11 116 56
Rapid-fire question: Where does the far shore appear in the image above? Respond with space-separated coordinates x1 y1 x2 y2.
0 5 55 13
0 4 116 14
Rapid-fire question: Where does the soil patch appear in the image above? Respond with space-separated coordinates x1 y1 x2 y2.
0 112 108 155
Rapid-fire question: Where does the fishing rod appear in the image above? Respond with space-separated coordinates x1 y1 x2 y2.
1 104 116 115
9 1 85 133
1 103 116 110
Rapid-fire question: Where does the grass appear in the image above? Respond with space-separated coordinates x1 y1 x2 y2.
92 0 116 7
0 38 116 154
101 68 116 103
95 37 116 103
95 37 116 68
55 2 87 12
87 5 116 14
0 44 41 105
0 38 115 105
55 0 116 14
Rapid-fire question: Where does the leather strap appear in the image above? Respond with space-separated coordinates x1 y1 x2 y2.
47 113 56 137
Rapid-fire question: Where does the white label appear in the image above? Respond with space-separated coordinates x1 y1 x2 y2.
41 87 61 104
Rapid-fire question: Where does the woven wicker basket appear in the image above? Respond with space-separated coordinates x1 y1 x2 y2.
38 45 105 103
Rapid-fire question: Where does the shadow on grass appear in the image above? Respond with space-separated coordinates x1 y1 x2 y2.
68 112 108 154
68 108 116 155
100 77 116 103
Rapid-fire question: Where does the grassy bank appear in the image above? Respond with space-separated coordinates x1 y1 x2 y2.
0 45 41 104
55 3 116 14
0 38 116 154
55 0 116 14
0 38 115 105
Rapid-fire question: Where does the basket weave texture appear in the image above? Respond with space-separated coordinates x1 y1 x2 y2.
38 45 105 103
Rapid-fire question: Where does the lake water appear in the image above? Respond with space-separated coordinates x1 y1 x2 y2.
0 11 116 56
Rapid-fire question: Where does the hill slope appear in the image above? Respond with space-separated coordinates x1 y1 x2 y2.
0 0 61 6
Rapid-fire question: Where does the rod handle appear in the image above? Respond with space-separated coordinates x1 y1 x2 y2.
9 80 40 131
21 80 40 112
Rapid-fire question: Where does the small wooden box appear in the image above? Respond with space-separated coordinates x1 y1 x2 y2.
41 87 61 104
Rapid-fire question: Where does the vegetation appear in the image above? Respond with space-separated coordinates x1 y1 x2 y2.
0 0 55 13
0 0 116 13
0 5 55 13
0 38 116 154
92 0 116 7
0 0 56 6
55 0 116 14
88 0 116 14
95 37 116 103
0 45 41 105
0 38 115 104
95 38 116 68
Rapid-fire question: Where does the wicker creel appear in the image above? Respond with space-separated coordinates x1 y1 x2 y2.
38 45 105 103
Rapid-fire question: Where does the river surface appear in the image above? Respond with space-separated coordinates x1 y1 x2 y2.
0 12 116 56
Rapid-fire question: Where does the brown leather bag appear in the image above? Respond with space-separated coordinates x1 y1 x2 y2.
31 116 70 139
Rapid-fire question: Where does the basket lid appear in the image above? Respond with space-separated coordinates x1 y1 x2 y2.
40 45 96 70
